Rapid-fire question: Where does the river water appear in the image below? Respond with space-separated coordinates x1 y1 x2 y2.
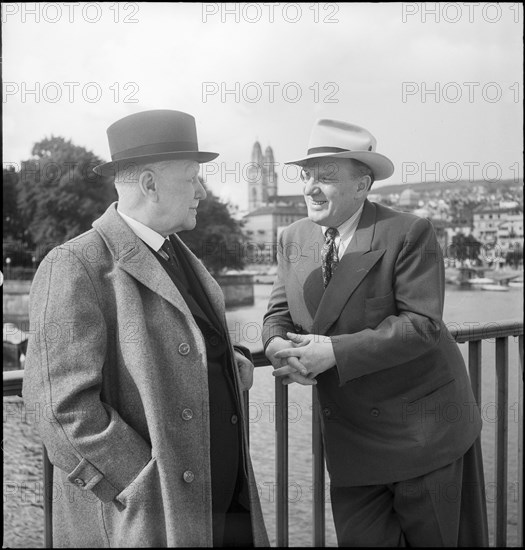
3 284 522 547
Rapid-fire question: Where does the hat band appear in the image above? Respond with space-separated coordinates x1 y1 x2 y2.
112 141 199 161
307 146 350 155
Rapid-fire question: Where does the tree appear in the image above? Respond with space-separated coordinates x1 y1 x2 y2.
17 136 117 259
505 242 523 269
178 180 246 274
3 166 25 242
449 232 482 265
12 137 245 272
3 166 35 268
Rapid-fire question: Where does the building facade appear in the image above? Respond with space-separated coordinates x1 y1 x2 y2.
243 141 306 263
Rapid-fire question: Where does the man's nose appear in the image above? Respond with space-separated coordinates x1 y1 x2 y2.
303 177 319 196
195 178 207 200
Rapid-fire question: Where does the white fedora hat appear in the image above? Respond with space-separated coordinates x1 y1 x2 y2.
285 119 394 180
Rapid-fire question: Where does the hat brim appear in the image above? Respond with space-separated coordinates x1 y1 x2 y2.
93 150 219 176
284 151 394 181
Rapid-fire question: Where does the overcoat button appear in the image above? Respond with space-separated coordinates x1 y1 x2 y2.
370 408 380 417
178 343 190 355
181 408 193 421
73 478 85 487
183 470 195 483
323 407 331 416
230 414 238 425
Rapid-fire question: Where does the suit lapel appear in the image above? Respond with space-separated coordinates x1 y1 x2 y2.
170 233 226 328
312 200 385 334
299 224 325 318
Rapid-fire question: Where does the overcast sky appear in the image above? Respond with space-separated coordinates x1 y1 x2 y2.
2 2 523 210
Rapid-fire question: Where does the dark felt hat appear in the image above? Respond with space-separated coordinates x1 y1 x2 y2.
93 109 219 176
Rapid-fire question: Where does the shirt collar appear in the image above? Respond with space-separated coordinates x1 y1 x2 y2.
117 208 167 253
322 203 365 239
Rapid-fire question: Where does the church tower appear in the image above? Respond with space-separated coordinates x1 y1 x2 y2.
248 141 264 211
263 146 278 201
247 141 278 211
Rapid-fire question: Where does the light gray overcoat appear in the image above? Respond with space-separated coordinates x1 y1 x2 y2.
23 203 269 547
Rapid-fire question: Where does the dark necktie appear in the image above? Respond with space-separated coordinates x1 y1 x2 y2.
321 227 339 288
161 237 179 269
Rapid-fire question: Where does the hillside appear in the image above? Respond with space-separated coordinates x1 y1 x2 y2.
372 178 522 196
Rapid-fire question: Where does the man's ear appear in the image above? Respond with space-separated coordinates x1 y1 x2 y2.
138 169 158 201
357 175 372 192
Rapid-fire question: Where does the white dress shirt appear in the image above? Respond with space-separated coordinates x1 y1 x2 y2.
117 209 170 261
322 203 364 258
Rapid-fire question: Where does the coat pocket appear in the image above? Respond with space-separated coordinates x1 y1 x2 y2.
115 456 157 506
102 456 167 547
408 378 456 404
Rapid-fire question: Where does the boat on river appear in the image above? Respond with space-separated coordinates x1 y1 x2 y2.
480 284 510 292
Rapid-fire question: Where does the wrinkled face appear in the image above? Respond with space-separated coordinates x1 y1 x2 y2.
301 158 369 227
154 160 207 234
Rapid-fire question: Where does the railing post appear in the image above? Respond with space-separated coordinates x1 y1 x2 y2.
43 445 53 548
243 390 250 447
468 340 482 405
494 336 509 547
518 334 523 548
275 379 289 546
312 386 326 547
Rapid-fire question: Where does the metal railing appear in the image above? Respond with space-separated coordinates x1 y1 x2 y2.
251 319 524 547
3 319 524 547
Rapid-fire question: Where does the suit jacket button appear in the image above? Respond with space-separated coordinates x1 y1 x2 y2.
181 408 193 421
294 324 303 332
370 408 380 417
322 407 331 417
178 343 190 355
73 478 85 487
183 470 195 483
231 414 239 425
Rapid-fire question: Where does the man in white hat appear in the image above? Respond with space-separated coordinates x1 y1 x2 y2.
23 110 269 547
262 119 488 546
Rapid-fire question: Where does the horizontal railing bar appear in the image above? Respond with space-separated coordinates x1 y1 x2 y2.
253 352 272 368
449 319 523 343
3 319 522 390
3 369 24 396
250 319 523 367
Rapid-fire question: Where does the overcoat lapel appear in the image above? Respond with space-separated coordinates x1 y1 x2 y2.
92 204 201 322
312 200 386 334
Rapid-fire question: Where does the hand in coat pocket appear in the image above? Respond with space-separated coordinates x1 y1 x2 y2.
234 349 255 391
104 457 167 547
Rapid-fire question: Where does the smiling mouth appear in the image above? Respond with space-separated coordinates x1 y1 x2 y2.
309 199 327 206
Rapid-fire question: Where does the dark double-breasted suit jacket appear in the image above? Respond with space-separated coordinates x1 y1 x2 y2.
263 199 482 486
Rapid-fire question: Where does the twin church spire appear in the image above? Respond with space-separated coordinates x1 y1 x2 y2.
247 141 278 211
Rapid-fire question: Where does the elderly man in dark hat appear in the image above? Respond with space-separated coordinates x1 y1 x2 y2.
23 110 269 547
262 119 488 546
